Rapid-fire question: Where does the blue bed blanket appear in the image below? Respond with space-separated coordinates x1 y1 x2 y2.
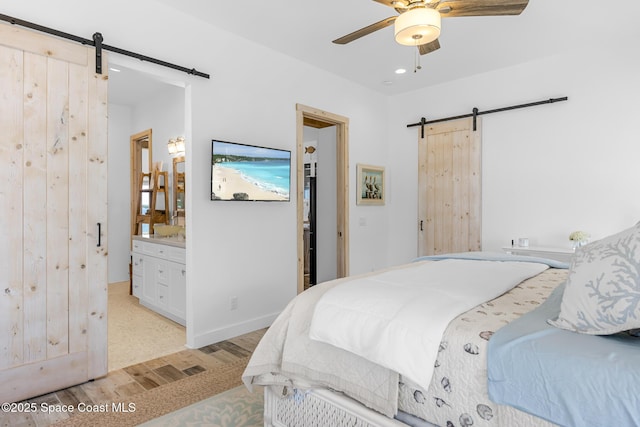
487 282 640 427
415 251 570 269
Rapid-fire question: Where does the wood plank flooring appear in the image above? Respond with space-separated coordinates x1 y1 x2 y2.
0 328 267 427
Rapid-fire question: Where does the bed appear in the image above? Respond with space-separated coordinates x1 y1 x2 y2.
243 227 640 427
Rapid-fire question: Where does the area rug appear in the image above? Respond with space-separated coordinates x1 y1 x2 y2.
140 385 264 427
52 357 251 427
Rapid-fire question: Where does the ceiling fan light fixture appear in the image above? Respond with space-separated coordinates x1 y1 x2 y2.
394 7 441 46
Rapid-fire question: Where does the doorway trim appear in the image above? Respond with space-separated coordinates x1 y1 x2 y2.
296 104 349 294
130 128 153 239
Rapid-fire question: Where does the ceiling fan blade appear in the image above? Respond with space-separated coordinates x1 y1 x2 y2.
419 39 441 55
372 0 397 7
372 0 409 9
373 0 413 13
438 0 528 17
332 17 397 45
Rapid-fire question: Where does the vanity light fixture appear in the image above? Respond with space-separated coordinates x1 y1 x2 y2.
168 136 186 155
175 136 185 153
168 139 178 155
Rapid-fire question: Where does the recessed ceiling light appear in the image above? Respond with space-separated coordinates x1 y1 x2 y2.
109 67 121 72
395 68 407 74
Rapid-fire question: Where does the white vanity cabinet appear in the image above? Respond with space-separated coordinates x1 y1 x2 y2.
132 236 186 326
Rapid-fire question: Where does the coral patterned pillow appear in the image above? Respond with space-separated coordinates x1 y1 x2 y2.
549 223 640 334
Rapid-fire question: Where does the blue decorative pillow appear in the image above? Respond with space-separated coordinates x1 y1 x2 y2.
549 223 640 334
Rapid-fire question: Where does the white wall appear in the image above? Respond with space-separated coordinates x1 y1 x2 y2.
107 104 133 283
386 34 640 266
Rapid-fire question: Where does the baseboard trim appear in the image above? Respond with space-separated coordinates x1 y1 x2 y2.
188 312 279 349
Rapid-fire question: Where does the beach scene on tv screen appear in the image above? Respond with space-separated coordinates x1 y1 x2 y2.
211 141 290 201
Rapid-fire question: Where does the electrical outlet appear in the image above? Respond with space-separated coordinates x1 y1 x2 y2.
230 296 238 311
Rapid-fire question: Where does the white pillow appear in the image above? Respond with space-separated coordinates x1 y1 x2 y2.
549 223 640 334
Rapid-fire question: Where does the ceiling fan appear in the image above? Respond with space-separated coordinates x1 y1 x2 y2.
333 0 529 56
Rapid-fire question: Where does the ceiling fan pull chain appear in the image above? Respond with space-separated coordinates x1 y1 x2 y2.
414 37 422 73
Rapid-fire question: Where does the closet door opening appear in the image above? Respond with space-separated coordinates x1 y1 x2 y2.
296 105 349 294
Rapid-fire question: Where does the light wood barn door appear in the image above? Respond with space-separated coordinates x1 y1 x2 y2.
418 117 481 256
0 23 108 402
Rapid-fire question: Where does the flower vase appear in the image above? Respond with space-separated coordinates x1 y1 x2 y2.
571 240 588 250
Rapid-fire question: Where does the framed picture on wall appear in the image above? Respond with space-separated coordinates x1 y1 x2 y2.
356 164 385 205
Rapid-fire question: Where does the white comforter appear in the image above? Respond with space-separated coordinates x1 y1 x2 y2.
243 267 402 416
309 259 548 389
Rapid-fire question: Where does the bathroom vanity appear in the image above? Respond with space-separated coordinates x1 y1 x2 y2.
131 235 186 326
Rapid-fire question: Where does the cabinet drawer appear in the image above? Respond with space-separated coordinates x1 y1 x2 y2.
133 240 185 264
151 244 185 263
145 242 185 264
132 255 144 275
134 239 156 255
156 283 169 309
168 247 185 264
132 274 142 298
132 239 143 253
142 241 156 255
155 260 169 283
153 244 169 258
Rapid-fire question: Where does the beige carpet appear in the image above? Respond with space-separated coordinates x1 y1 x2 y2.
108 281 186 372
52 356 251 426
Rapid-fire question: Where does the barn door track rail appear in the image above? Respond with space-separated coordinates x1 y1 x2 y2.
408 96 568 137
0 13 210 79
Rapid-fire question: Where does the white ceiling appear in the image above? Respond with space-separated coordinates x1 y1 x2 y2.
109 0 635 102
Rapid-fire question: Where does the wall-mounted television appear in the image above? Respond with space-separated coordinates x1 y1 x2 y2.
211 139 291 202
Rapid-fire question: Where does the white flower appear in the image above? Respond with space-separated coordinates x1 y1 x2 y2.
569 230 590 242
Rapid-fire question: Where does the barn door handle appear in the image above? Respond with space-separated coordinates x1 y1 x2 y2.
420 220 424 231
97 223 102 247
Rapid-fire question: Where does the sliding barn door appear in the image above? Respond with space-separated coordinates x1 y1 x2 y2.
418 117 481 256
0 23 108 402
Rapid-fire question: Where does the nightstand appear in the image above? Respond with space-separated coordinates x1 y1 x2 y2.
502 245 575 263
